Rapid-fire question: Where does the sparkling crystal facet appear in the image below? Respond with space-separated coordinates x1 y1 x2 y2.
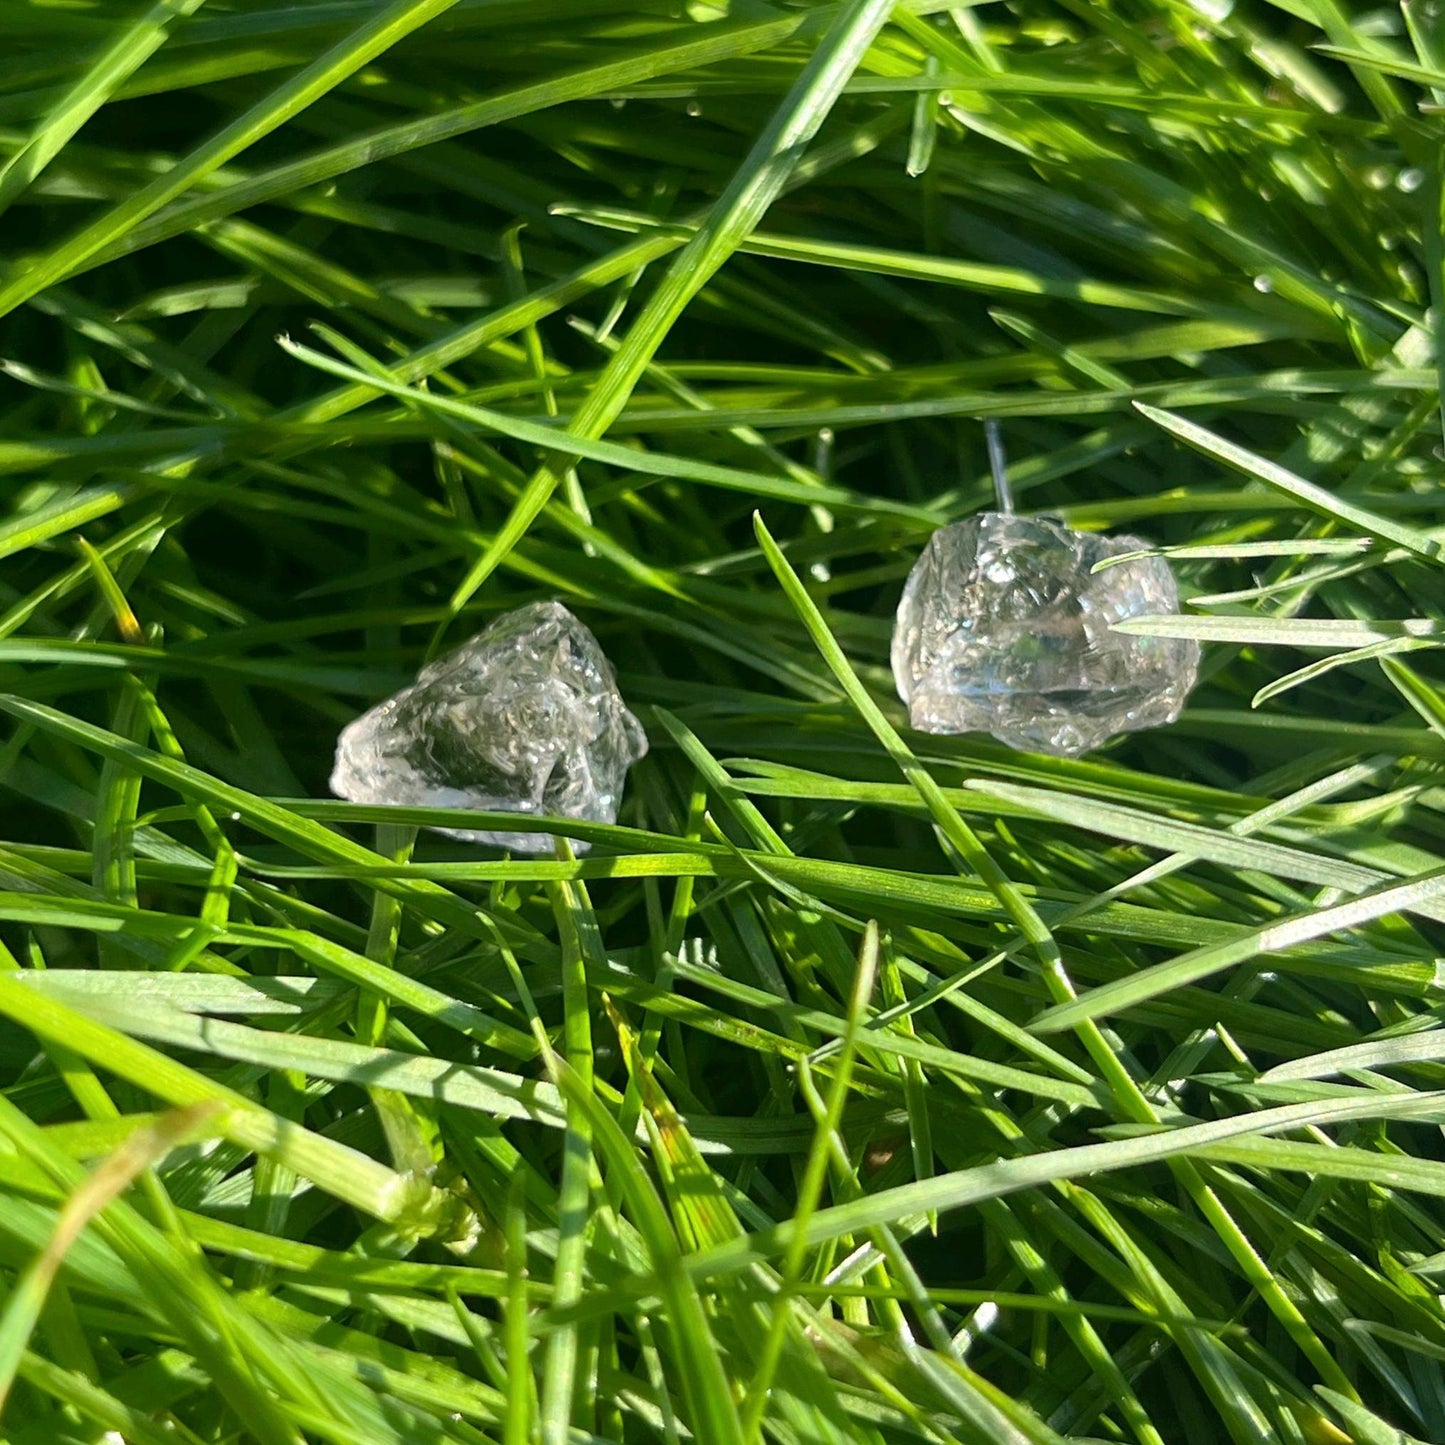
330 601 647 851
891 513 1199 756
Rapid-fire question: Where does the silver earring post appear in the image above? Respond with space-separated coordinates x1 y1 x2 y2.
985 418 1013 515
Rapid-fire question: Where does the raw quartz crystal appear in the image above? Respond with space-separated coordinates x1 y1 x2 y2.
891 512 1199 756
330 601 647 852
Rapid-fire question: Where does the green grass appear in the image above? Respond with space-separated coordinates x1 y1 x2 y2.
3 0 1445 1440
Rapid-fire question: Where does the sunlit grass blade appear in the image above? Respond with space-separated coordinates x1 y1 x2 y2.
0 1101 219 1412
1032 867 1445 1035
0 0 465 321
0 0 211 220
1135 403 1442 561
446 0 897 608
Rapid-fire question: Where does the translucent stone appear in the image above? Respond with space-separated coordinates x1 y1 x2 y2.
331 601 647 852
891 513 1199 756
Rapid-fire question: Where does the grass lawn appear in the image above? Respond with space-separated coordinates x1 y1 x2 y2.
4 0 1445 1441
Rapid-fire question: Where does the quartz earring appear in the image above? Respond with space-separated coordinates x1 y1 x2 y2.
890 424 1198 757
331 601 647 852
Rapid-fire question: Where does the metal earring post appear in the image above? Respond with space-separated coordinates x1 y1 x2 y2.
985 418 1013 515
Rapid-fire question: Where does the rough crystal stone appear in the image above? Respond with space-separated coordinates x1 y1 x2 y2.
891 513 1199 756
331 601 647 852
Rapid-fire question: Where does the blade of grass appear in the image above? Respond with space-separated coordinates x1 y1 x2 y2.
0 0 465 321
0 0 212 220
1135 403 1442 561
1033 866 1445 1035
446 0 898 610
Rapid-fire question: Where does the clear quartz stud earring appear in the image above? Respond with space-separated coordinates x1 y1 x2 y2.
330 602 647 852
890 423 1199 757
